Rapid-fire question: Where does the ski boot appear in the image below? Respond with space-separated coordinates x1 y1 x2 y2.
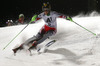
12 44 23 55
28 41 38 56
28 41 38 50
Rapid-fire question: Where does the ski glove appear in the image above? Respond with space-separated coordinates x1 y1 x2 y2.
66 16 74 22
30 15 38 23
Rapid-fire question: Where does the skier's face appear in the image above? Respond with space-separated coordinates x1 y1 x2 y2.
44 10 49 15
19 17 24 21
44 8 50 15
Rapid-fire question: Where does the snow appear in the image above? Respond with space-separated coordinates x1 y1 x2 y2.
0 14 100 66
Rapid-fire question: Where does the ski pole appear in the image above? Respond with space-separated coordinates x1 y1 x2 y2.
67 17 96 36
3 15 38 50
72 21 96 36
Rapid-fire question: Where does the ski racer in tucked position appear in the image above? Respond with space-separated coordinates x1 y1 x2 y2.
12 2 73 53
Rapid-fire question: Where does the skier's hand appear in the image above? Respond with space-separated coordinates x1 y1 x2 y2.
66 16 73 22
30 15 38 23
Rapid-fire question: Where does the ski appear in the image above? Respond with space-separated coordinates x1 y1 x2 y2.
37 40 56 54
12 49 33 56
12 40 56 56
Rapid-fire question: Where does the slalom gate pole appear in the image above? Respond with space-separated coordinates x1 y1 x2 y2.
72 21 96 36
3 15 37 50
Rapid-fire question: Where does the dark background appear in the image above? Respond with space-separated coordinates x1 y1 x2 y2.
0 0 100 27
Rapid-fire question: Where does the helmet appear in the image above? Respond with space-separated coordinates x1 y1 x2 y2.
19 14 24 18
42 2 51 11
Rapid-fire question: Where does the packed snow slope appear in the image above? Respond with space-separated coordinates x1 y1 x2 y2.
0 13 100 66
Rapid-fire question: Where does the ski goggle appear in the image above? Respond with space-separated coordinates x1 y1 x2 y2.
43 8 50 11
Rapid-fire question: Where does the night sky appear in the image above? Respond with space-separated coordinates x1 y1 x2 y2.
0 0 100 27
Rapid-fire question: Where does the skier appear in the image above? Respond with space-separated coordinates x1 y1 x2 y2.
15 14 25 25
12 2 73 53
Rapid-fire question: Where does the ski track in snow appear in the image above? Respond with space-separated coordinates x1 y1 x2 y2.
0 14 100 66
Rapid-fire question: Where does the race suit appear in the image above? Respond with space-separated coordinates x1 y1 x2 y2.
24 11 66 46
